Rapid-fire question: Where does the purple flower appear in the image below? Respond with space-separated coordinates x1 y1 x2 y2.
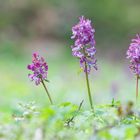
27 53 48 85
126 34 140 76
71 16 97 73
129 61 140 76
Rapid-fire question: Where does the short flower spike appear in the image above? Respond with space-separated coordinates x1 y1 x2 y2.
27 52 53 104
27 52 48 85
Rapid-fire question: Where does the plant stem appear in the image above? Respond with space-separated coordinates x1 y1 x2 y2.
41 78 53 105
84 61 94 111
66 100 84 127
136 75 139 101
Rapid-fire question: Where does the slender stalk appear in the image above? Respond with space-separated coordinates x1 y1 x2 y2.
40 77 53 105
84 60 94 111
136 75 139 101
66 100 84 127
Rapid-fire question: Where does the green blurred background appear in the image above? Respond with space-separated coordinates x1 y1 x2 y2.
0 0 140 113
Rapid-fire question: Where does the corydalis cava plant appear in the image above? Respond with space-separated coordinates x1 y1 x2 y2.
71 16 97 110
27 52 53 104
71 16 97 73
126 34 140 100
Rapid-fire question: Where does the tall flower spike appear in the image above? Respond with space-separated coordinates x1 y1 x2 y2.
71 16 97 111
27 52 53 104
71 16 97 73
126 34 140 100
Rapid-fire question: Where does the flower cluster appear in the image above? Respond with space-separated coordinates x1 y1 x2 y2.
27 53 48 85
126 34 140 76
71 16 97 73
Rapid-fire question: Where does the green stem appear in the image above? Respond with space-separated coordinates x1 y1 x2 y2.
84 60 94 111
136 75 139 102
41 78 53 105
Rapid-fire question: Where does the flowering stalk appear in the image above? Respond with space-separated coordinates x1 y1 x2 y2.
126 34 140 101
71 16 97 110
27 52 53 104
84 59 94 110
40 77 53 104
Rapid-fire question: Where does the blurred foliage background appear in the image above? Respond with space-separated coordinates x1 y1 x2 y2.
0 0 140 113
